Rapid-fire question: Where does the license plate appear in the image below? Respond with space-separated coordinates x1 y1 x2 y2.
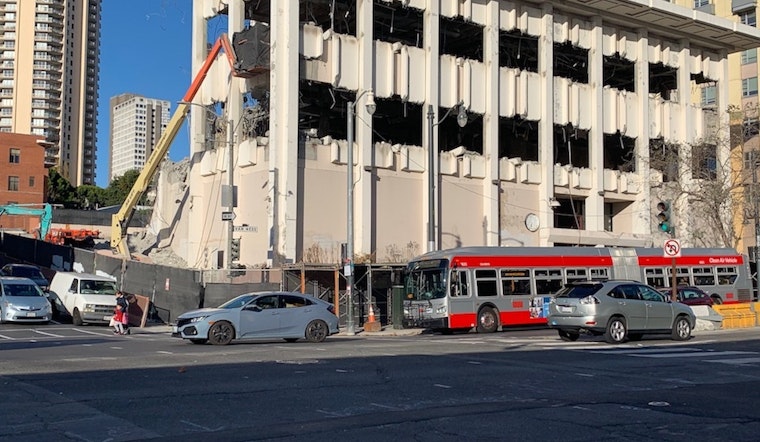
26 312 37 317
559 306 573 313
103 315 112 321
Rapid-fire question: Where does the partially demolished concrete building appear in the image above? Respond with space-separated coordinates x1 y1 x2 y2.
153 0 760 269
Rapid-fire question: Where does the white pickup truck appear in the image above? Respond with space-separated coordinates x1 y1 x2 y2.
49 272 118 326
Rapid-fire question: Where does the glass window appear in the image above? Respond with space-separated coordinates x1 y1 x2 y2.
742 49 758 64
475 269 498 297
693 0 709 7
589 268 609 281
717 267 738 285
565 268 588 284
500 269 531 296
667 267 690 286
450 270 470 297
9 147 19 163
743 77 758 97
7 175 18 191
740 10 757 27
534 269 563 295
640 286 666 302
645 268 666 288
29 176 35 187
693 267 716 286
701 85 716 106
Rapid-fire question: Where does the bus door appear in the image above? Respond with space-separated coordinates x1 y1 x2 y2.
501 269 535 322
448 268 473 328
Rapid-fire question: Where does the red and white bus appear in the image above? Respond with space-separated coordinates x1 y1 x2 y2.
402 246 752 332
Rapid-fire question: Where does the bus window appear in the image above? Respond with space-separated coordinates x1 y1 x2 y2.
500 269 531 296
717 267 738 285
645 268 666 287
475 269 498 297
565 268 588 284
535 269 563 295
667 267 690 285
589 268 609 281
450 270 470 297
693 267 716 286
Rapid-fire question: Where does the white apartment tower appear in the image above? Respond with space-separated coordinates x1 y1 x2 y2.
146 0 760 269
0 0 101 186
108 93 170 182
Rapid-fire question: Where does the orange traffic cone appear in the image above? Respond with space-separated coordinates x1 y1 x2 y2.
365 304 381 332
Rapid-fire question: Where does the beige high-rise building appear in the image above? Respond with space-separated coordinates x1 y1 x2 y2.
108 93 170 183
0 0 101 186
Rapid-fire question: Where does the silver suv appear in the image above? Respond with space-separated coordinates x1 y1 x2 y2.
547 280 696 344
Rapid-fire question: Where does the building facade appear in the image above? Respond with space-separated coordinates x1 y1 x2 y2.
0 133 47 232
147 0 760 269
0 0 101 186
108 93 170 183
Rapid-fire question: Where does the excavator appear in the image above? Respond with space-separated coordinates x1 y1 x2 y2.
110 33 250 258
0 203 52 239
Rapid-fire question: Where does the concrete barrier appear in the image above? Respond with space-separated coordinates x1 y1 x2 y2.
712 303 756 329
692 305 723 331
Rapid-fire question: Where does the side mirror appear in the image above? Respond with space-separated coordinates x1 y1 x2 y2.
245 305 262 312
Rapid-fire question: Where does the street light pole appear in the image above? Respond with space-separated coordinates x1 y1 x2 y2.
346 89 375 336
227 118 235 270
426 102 468 253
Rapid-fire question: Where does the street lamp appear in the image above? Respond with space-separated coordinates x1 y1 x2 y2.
346 89 376 335
426 101 467 252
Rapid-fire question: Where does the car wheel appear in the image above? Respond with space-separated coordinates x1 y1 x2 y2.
476 307 499 333
671 315 692 341
558 329 579 342
72 308 83 326
627 333 643 341
604 316 627 344
284 338 299 343
189 339 207 345
710 295 722 305
207 321 234 345
305 320 328 343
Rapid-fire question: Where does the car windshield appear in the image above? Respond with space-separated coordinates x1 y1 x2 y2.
3 283 44 297
219 294 258 309
11 267 44 279
80 281 117 295
554 284 602 299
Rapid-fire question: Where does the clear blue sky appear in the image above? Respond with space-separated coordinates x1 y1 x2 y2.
96 0 212 188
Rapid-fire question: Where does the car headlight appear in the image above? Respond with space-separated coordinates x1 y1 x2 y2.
83 304 96 312
189 316 208 323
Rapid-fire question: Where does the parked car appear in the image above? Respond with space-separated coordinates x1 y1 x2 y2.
0 276 52 323
546 280 696 344
659 286 714 307
48 272 118 326
172 292 339 345
1 264 49 291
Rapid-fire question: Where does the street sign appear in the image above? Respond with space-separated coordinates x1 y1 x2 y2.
233 225 257 232
221 211 236 221
663 238 681 258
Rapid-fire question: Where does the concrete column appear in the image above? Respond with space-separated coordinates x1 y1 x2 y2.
586 16 605 232
356 0 375 257
538 3 554 245
676 39 692 241
483 0 500 246
190 0 207 156
268 0 300 265
635 29 651 237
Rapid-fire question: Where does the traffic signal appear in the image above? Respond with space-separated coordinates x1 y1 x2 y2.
230 238 241 262
656 201 672 234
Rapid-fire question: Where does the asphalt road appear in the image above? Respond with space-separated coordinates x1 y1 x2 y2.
1 324 760 441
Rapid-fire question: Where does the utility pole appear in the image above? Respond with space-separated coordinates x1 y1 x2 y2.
227 118 235 270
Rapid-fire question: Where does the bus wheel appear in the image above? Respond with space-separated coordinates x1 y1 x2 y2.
476 307 498 333
558 329 579 341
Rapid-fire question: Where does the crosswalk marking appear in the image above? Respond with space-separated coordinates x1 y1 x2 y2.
569 345 760 366
628 350 756 358
704 357 760 365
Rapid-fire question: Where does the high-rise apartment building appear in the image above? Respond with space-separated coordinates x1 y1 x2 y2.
108 93 170 182
0 0 101 186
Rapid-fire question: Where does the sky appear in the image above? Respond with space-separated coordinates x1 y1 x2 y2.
96 0 206 188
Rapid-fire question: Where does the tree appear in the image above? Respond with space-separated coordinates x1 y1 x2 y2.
46 168 78 208
76 185 106 209
646 105 759 250
103 169 145 206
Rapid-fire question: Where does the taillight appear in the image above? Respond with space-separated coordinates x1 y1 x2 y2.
579 295 600 305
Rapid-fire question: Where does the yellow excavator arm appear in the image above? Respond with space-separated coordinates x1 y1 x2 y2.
111 34 239 257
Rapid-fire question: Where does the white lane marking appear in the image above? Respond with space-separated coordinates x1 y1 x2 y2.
0 334 14 340
33 330 65 338
71 328 112 336
467 361 482 365
434 384 452 389
629 351 756 359
156 351 173 355
703 357 760 365
574 373 594 377
61 357 118 362
371 403 403 410
589 347 702 355
180 420 224 432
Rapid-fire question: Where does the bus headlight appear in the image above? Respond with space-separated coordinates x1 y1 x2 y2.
436 305 447 314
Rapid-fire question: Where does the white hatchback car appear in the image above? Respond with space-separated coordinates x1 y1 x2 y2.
0 276 52 323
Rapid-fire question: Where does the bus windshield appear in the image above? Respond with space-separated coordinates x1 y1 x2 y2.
405 259 448 300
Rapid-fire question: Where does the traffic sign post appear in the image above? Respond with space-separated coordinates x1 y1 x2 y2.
663 239 681 302
221 211 236 221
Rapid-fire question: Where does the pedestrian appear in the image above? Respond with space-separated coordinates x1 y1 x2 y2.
111 300 125 335
115 291 130 335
